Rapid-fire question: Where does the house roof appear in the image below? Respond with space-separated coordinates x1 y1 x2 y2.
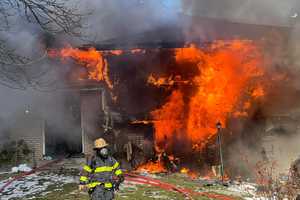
81 15 291 51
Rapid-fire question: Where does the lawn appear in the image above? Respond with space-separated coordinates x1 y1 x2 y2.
0 171 250 200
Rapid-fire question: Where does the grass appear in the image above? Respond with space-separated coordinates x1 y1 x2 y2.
0 172 18 181
1 172 242 200
158 173 242 200
117 184 184 200
27 183 210 200
28 183 89 200
20 183 181 200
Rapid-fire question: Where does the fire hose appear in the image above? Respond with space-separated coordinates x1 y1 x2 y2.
0 159 62 193
125 173 235 200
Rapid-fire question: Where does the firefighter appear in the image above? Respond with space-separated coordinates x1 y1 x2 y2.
79 138 124 200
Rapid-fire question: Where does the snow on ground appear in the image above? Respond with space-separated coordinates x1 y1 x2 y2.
228 182 257 196
0 171 11 175
228 182 272 200
0 172 77 200
11 164 32 173
136 172 162 179
143 190 171 199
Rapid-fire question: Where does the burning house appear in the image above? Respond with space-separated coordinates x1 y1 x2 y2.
42 15 297 176
2 1 300 199
5 13 299 179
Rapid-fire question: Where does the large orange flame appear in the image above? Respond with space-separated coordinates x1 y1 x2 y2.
151 40 267 151
151 90 185 151
49 47 113 89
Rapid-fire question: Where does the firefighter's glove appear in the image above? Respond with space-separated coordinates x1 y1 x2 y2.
79 184 88 191
113 181 120 191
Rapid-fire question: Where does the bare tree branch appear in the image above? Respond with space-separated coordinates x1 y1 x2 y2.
18 0 83 35
0 0 85 89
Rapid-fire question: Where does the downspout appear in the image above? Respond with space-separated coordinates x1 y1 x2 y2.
42 119 46 156
81 99 85 154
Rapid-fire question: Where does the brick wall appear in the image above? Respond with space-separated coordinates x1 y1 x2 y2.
10 114 44 161
19 135 43 161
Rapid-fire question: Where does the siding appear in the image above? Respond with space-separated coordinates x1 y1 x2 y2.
80 90 104 157
10 114 44 161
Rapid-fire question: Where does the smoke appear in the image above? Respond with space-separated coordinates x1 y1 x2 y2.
181 0 298 26
0 9 80 151
226 121 300 178
74 0 182 43
224 72 300 178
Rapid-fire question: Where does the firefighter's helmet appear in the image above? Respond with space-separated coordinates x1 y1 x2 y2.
94 138 109 149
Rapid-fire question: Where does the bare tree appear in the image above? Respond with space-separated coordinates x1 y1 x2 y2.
0 0 83 89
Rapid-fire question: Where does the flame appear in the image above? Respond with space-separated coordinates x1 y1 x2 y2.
148 74 190 87
148 74 175 87
49 46 113 89
136 161 167 174
108 49 123 56
151 90 185 151
180 167 199 179
181 41 265 146
180 167 189 174
130 49 146 54
152 40 268 151
251 86 265 98
131 120 152 125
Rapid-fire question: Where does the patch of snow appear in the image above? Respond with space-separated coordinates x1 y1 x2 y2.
136 172 163 179
11 164 32 173
43 156 53 161
143 191 170 199
228 182 271 200
145 174 162 179
228 182 257 196
11 167 19 173
0 171 11 175
0 172 77 200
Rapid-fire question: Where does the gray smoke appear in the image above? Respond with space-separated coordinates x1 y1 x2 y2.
69 0 182 44
181 0 299 26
